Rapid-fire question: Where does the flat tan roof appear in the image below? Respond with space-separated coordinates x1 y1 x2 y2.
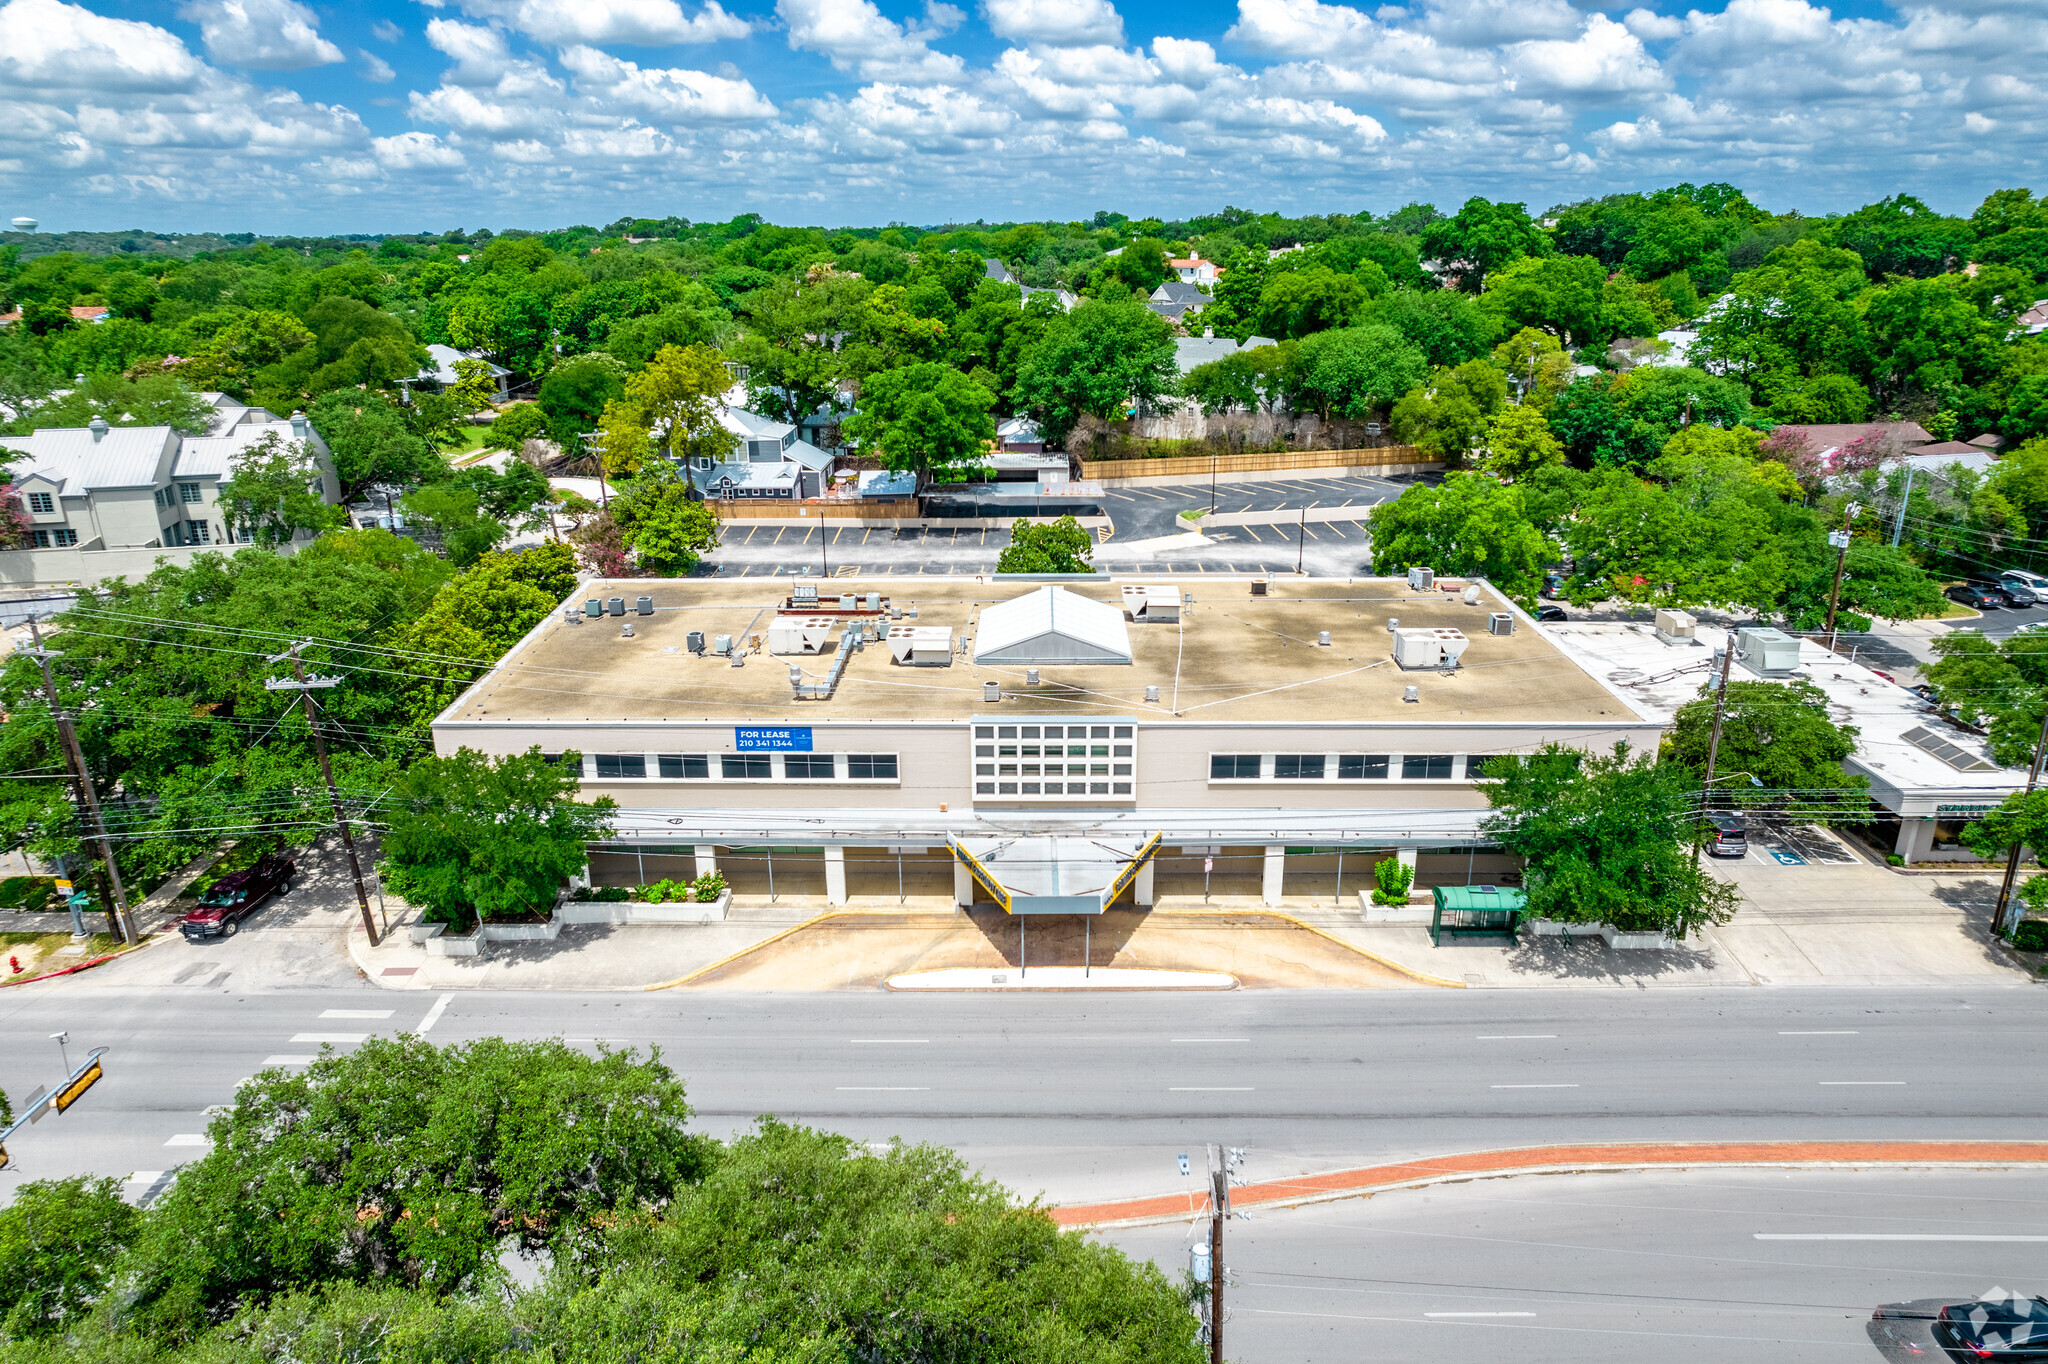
440 577 1643 727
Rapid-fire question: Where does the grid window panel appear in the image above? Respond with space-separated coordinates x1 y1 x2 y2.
179 483 202 504
52 529 77 546
1211 754 1261 780
1339 755 1390 780
658 754 709 779
1464 754 1503 779
595 754 647 779
848 754 897 780
722 754 771 779
1275 754 1326 780
785 754 836 779
27 492 54 514
1401 754 1454 779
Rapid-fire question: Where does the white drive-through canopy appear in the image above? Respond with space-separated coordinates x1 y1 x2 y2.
973 585 1132 665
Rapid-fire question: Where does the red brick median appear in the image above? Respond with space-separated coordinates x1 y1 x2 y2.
1051 1141 2048 1227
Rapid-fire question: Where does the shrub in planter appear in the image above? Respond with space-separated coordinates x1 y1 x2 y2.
1369 856 1415 906
2014 920 2048 953
1886 853 1905 866
691 871 728 903
572 885 631 902
642 878 690 904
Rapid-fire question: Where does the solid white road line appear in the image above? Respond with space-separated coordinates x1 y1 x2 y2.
1170 1086 1254 1091
164 1134 208 1146
1426 1313 1537 1318
320 1009 393 1019
289 1033 366 1044
848 1038 930 1044
417 993 454 1034
835 1086 930 1091
1173 1038 1250 1042
262 1054 318 1066
1477 1035 1556 1039
1780 1030 1858 1035
1818 1080 1904 1085
1491 1083 1578 1089
1756 1234 2048 1242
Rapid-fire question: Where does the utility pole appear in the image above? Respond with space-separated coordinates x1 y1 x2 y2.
1295 502 1307 575
23 617 134 944
1209 1146 1227 1364
1890 466 1916 548
1694 631 1738 867
265 643 380 946
1993 703 2048 939
1822 501 1860 652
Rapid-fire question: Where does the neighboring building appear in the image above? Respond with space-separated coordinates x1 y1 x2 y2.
688 407 836 499
2017 299 2048 337
857 468 918 503
1545 622 2032 865
1782 422 1935 459
1172 332 1278 377
997 417 1045 453
980 258 1076 311
0 305 111 326
417 344 510 401
1148 280 1211 323
1168 253 1220 285
433 577 1664 903
0 411 343 550
1969 433 2009 452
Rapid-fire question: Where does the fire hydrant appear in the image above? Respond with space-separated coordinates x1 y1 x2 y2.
7 955 19 974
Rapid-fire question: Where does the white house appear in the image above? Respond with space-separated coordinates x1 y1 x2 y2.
418 344 511 401
1168 253 1220 285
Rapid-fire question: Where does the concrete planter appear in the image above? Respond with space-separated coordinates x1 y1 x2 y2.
1599 925 1678 950
415 923 481 957
1357 890 1431 924
558 891 731 924
478 916 562 942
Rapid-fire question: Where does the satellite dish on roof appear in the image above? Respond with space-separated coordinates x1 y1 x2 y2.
10 218 36 232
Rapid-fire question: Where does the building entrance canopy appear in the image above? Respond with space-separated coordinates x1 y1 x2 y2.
947 833 1161 914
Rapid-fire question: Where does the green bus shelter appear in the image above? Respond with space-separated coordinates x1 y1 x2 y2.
1430 884 1525 947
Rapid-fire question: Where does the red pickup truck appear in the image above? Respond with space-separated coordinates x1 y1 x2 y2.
179 853 296 942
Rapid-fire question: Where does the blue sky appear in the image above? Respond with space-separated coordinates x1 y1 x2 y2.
0 0 2041 233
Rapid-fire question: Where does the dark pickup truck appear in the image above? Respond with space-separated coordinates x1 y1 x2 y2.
179 853 296 942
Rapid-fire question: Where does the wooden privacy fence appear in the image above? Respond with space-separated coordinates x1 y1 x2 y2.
1080 445 1424 481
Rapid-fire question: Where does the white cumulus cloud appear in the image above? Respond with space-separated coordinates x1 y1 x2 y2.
981 0 1123 47
426 0 749 46
177 0 341 69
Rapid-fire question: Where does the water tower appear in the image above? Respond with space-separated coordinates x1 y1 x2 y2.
9 217 35 232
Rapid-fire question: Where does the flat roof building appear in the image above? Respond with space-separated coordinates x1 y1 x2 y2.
434 576 1664 907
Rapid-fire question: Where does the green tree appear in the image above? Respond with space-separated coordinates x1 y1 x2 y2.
612 474 721 575
399 482 507 566
1364 289 1494 368
1478 253 1607 345
484 401 550 451
1480 403 1564 481
380 746 616 927
595 343 738 476
218 431 344 548
382 541 577 727
1961 789 2048 924
1389 359 1509 462
537 353 626 452
1289 324 1427 419
1252 265 1375 338
1 372 215 436
1420 197 1550 291
119 1036 708 1336
1479 741 1741 936
997 515 1094 573
307 390 439 495
841 362 996 487
447 357 500 415
1924 630 2048 768
1014 298 1178 449
1365 473 1551 599
1492 327 1575 407
1664 679 1868 817
0 1176 142 1337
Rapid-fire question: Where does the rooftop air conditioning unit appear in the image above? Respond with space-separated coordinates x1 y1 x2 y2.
1654 609 1697 642
1488 612 1514 636
1407 567 1435 591
1392 627 1469 670
768 616 837 655
584 599 603 619
713 634 734 656
606 597 625 617
636 596 653 616
1737 626 1801 676
793 582 818 603
686 630 705 654
1121 584 1181 623
886 625 954 666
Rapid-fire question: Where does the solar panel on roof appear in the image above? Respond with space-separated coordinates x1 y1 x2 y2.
1900 725 2000 772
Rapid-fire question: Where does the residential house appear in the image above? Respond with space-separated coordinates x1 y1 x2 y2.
688 407 837 500
2017 299 2048 337
417 344 511 401
1168 253 1220 286
1 411 342 550
1147 280 1211 324
980 258 1076 311
1784 422 1935 460
1172 331 1278 378
0 305 111 326
997 417 1045 453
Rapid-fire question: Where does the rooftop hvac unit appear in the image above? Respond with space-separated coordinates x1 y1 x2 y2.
584 598 603 619
886 625 954 667
769 616 838 655
1488 612 1514 636
1407 566 1435 591
636 596 653 616
564 607 582 625
713 634 734 656
1392 626 1469 670
686 630 705 654
1251 579 1268 596
1654 609 1697 640
1736 626 1801 676
983 681 1001 703
793 583 818 603
1318 631 1331 647
1121 584 1182 622
1145 684 1159 702
840 593 858 610
864 593 880 611
606 596 625 616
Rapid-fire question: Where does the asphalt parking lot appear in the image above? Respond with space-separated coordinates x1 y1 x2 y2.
1099 473 1425 541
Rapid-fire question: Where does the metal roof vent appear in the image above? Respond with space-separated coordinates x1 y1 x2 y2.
983 681 1001 702
88 416 108 443
1318 630 1331 647
729 650 744 667
1025 668 1040 685
564 607 582 625
290 410 309 440
1404 685 1419 703
1463 585 1481 605
1145 684 1160 702
620 623 634 638
1387 617 1399 632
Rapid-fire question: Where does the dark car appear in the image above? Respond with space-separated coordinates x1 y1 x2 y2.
1705 813 1748 859
179 853 296 941
1950 583 2011 609
1936 1293 2048 1360
1536 604 1568 622
1997 579 2041 608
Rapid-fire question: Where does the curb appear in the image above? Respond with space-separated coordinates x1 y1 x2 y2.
1152 906 1465 989
0 934 161 988
1052 1140 2048 1228
642 908 882 990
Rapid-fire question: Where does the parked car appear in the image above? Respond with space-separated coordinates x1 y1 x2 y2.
179 853 296 941
1541 574 1566 600
1949 583 2011 609
1536 604 1568 622
1704 813 1748 859
2016 622 2048 637
1999 578 2041 607
2003 569 2048 597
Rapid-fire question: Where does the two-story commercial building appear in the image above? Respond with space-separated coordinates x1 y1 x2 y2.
432 576 1666 908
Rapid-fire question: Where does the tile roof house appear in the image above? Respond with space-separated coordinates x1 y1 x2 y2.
0 411 342 551
0 305 111 326
1780 421 1935 455
2016 299 2048 336
1168 254 1220 285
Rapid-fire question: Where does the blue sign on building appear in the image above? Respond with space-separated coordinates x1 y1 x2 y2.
736 726 813 752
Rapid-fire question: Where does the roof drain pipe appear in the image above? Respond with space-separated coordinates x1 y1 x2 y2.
792 624 860 701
